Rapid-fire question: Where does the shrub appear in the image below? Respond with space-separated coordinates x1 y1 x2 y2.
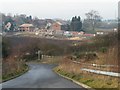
99 47 107 53
75 52 98 61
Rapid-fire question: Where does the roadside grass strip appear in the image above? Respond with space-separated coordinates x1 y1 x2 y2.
54 67 119 89
2 64 29 82
53 67 95 90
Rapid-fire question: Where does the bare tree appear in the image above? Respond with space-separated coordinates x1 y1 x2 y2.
85 10 102 31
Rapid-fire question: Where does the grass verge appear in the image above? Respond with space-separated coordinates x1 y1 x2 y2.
2 64 29 82
53 67 119 90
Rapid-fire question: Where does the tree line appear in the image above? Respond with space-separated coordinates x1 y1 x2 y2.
1 10 117 33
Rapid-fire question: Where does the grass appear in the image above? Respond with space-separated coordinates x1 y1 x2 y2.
41 52 119 89
2 64 29 82
53 57 120 90
54 67 119 90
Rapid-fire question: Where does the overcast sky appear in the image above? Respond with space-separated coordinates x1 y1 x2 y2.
0 0 119 20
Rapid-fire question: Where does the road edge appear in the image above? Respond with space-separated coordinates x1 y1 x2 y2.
2 64 29 83
54 69 95 90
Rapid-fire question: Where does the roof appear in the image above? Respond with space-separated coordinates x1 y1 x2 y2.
53 21 67 25
19 24 34 27
56 22 62 25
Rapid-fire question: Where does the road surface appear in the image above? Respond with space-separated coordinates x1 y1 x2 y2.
2 64 86 89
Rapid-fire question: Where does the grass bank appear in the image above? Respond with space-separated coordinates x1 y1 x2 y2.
2 64 29 82
54 66 119 90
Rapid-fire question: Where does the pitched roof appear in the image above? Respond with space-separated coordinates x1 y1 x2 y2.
56 22 62 25
19 24 34 27
54 21 68 25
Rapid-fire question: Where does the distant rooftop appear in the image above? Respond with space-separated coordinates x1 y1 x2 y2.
56 22 62 25
19 24 34 27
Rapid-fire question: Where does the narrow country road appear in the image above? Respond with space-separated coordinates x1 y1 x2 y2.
2 64 86 89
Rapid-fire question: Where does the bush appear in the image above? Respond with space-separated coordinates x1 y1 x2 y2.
75 52 98 61
99 47 107 53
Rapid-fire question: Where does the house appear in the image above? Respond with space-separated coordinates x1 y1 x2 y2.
18 24 35 32
50 22 70 31
51 22 62 30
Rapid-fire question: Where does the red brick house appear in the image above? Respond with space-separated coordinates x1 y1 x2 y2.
51 22 62 30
